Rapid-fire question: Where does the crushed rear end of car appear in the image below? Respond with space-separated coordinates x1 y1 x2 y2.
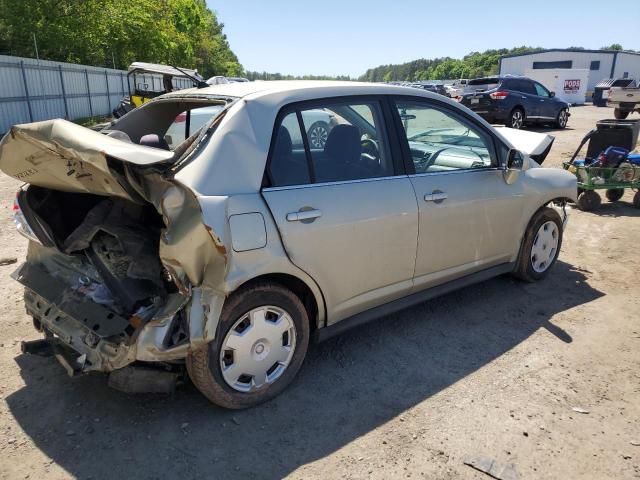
0 117 231 389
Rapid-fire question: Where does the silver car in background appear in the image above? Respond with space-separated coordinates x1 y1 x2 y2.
0 81 576 409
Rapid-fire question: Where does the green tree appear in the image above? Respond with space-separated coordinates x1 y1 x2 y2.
600 44 623 51
360 46 545 82
0 0 242 77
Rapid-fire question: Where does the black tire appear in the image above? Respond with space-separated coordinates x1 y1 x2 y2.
605 188 624 202
187 281 310 409
614 108 630 120
577 190 602 211
513 207 563 282
634 191 640 209
506 108 525 129
555 108 569 129
306 121 330 149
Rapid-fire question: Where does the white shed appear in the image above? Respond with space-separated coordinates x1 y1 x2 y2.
524 68 589 105
500 49 640 96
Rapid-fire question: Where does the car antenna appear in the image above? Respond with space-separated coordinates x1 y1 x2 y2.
171 65 208 89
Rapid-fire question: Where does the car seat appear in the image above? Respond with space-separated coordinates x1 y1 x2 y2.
317 125 369 182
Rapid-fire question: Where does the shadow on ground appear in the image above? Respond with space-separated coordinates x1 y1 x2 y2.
582 197 640 218
6 261 602 479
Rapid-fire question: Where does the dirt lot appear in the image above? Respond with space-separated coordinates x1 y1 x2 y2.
1 105 639 480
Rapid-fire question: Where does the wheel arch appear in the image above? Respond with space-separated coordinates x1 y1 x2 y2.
510 104 526 117
231 272 324 333
515 197 569 258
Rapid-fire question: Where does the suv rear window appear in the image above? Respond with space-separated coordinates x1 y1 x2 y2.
465 78 500 93
468 77 500 86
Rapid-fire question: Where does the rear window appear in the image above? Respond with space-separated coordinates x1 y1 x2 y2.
465 78 500 93
468 77 500 86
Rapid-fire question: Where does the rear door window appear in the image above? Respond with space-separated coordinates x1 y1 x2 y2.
504 79 529 94
268 100 394 187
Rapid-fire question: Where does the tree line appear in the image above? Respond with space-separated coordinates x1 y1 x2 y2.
0 0 242 77
244 71 352 81
358 45 637 83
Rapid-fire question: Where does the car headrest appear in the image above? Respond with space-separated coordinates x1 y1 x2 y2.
139 133 170 150
274 126 293 159
324 124 361 164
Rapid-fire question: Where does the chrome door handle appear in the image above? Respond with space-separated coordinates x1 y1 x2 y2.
424 192 448 203
286 209 322 222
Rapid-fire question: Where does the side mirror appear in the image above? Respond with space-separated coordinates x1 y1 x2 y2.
549 91 556 98
507 149 525 170
504 149 525 184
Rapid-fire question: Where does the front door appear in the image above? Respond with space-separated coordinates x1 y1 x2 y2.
392 98 525 290
262 99 419 323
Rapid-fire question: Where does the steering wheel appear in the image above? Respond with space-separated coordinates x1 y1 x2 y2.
422 147 451 169
361 138 380 161
424 147 487 170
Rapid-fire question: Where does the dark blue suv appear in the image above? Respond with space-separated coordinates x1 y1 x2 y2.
459 76 570 130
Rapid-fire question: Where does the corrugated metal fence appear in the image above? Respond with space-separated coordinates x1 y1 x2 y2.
0 55 192 134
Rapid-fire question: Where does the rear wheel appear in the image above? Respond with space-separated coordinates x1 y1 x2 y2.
506 108 525 129
577 190 602 211
187 282 310 409
513 207 563 282
614 108 630 120
555 108 569 128
605 188 624 202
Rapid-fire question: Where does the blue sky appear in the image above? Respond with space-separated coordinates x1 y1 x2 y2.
207 0 640 78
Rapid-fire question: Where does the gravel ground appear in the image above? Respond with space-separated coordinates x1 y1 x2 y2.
0 105 639 480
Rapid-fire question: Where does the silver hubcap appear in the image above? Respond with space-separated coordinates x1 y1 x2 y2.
309 125 328 148
511 111 523 129
559 110 568 127
220 306 296 392
531 221 559 273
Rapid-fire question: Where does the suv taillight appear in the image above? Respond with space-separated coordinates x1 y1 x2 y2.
13 193 41 244
489 90 509 100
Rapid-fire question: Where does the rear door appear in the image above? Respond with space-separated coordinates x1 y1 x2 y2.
505 79 539 117
262 98 419 323
391 97 525 290
532 81 558 120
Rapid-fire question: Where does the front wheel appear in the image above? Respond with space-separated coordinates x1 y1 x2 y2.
614 108 630 120
555 108 569 128
187 282 310 409
513 207 563 282
506 108 525 129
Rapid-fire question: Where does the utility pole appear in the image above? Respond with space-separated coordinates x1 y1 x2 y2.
112 52 116 70
32 33 39 60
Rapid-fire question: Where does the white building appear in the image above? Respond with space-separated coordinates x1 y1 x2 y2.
499 49 640 95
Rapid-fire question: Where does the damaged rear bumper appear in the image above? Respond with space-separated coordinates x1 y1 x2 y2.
14 256 225 375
